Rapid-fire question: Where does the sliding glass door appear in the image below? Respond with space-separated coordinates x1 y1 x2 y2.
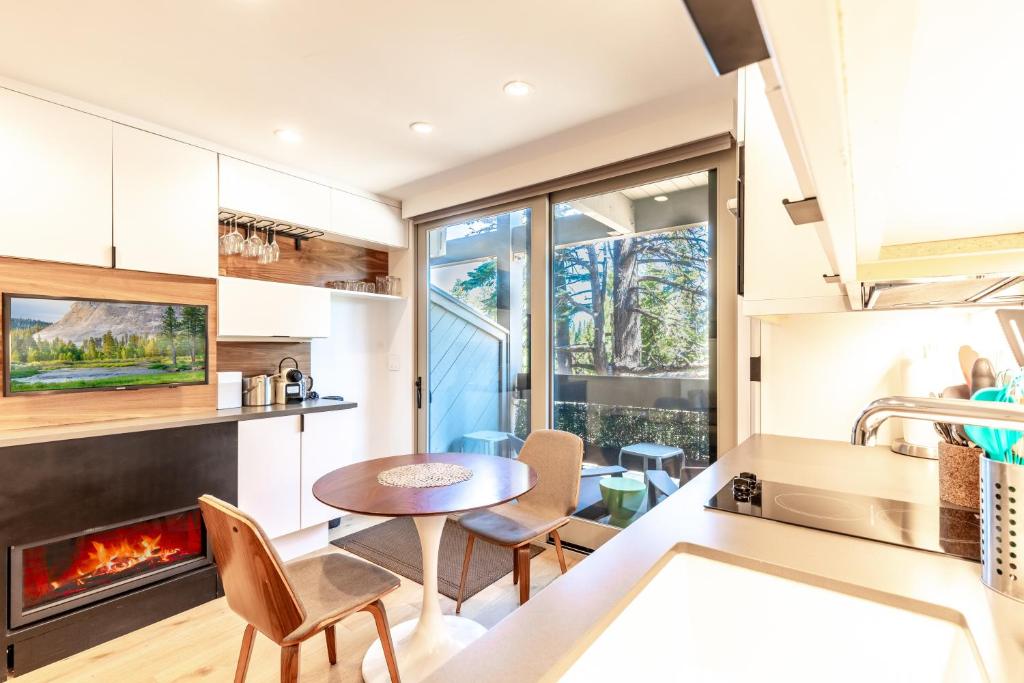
550 170 716 528
417 203 538 455
415 151 730 541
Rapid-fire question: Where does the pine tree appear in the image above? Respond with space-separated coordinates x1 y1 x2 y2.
180 306 206 366
161 307 179 367
101 331 117 359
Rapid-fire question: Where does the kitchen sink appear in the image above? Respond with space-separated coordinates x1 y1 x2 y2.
562 550 985 682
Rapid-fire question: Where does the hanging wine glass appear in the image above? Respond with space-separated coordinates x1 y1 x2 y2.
219 215 241 255
269 225 281 263
257 229 273 264
229 216 244 254
243 219 263 258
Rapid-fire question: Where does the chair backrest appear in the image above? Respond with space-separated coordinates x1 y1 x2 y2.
515 429 584 516
198 495 305 643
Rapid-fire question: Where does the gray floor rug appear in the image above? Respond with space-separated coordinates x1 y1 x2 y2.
331 517 543 601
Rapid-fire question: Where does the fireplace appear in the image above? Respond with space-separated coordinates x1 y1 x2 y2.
1 423 236 680
10 507 211 628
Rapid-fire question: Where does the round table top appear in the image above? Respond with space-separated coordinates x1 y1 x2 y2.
312 452 537 517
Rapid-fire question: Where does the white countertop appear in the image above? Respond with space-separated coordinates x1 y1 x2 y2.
426 435 1024 682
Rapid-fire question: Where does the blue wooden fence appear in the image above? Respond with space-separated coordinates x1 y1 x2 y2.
428 286 509 452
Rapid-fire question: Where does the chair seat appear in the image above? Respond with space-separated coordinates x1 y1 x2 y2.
283 552 400 642
460 503 568 546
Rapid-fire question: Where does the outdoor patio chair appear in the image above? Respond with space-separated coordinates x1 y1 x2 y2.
646 464 708 508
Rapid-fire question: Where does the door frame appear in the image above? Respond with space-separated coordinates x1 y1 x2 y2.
414 145 737 458
415 196 550 452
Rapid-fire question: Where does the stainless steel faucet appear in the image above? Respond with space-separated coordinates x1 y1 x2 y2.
851 395 1024 446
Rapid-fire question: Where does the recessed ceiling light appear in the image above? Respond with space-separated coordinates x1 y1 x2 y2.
503 80 534 97
274 128 302 143
654 195 669 202
409 121 434 134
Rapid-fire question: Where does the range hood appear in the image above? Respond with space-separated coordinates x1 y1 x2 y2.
862 274 1024 310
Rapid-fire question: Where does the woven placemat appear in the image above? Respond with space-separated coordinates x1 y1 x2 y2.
377 462 473 488
332 517 542 601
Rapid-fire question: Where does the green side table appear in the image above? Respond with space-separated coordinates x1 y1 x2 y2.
599 476 646 527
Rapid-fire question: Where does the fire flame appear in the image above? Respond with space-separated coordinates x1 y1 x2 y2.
48 534 184 591
21 510 203 610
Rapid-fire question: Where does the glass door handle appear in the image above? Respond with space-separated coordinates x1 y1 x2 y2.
415 376 423 409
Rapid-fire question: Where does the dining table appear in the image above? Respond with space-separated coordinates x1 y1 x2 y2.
312 452 537 683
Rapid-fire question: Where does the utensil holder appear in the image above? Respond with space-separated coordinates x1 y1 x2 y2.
980 457 1024 601
938 442 982 508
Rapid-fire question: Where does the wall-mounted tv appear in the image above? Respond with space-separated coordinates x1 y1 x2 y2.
3 294 209 396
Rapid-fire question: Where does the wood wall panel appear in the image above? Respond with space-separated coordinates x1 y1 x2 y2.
216 341 311 377
218 224 388 288
0 256 217 431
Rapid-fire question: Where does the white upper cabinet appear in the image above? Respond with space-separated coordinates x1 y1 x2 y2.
0 88 112 267
218 276 330 338
113 125 218 278
754 0 1024 294
329 188 407 249
741 66 846 316
219 155 330 229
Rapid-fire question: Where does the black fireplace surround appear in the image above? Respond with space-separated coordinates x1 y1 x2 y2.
0 423 237 679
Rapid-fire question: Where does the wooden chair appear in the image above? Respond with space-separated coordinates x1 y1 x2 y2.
504 432 626 514
454 429 583 613
198 495 402 683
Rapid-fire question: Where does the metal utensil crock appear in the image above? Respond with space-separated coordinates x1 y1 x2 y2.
980 456 1024 601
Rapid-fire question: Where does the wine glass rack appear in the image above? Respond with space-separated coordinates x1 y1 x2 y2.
218 209 325 250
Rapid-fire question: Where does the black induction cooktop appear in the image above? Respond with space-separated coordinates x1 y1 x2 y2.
705 473 981 562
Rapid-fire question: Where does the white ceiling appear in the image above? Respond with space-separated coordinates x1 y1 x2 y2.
621 171 709 200
0 0 724 199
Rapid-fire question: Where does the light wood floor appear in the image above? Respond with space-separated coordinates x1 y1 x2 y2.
14 515 584 682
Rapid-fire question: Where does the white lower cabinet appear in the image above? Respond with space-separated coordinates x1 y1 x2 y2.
218 277 331 338
300 410 353 527
238 410 354 540
237 416 302 539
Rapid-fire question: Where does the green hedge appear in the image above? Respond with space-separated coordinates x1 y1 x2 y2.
513 399 710 463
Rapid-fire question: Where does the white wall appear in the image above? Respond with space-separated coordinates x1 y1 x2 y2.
396 80 736 218
759 308 1015 444
311 221 416 458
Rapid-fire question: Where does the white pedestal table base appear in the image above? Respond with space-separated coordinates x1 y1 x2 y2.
361 515 487 683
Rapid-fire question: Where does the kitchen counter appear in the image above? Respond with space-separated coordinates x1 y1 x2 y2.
0 398 357 448
426 434 1024 682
